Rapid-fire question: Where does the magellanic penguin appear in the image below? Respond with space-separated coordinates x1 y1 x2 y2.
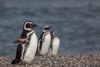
48 31 60 56
11 21 38 64
37 26 51 56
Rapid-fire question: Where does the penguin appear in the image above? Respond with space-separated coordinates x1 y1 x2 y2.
48 31 60 56
11 21 38 64
37 26 51 56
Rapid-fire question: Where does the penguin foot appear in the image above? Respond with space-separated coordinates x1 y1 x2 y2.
20 61 31 65
20 62 26 65
11 59 20 64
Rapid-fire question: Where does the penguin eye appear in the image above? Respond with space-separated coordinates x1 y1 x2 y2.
26 23 31 28
44 28 49 30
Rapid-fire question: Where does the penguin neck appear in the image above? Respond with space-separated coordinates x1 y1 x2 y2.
52 35 55 39
23 29 33 33
52 34 56 37
21 29 34 38
27 30 34 37
43 29 49 33
51 34 56 40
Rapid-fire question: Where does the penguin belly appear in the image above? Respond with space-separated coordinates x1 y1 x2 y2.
40 34 51 55
22 33 38 63
49 37 60 56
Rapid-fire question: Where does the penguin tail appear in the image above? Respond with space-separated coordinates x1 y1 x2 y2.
11 59 20 64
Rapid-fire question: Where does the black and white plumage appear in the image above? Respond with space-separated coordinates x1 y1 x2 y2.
48 31 60 56
11 21 38 64
37 26 51 55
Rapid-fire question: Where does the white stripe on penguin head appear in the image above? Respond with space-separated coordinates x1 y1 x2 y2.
24 22 32 30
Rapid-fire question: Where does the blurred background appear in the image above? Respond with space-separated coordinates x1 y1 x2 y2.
0 0 100 56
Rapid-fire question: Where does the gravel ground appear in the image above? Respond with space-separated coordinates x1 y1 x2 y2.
0 54 100 67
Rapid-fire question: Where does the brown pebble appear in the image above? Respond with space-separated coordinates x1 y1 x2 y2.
0 54 100 67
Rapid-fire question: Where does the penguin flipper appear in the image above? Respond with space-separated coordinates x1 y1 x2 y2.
13 39 26 44
35 39 41 56
11 58 20 64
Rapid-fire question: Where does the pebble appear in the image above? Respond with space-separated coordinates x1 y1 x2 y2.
0 54 100 67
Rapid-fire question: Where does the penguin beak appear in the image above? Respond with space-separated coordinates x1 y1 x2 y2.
49 26 51 29
34 24 38 27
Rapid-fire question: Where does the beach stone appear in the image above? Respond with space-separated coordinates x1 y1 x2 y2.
0 54 100 67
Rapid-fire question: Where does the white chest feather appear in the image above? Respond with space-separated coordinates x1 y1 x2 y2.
40 33 51 55
48 37 60 56
22 32 38 63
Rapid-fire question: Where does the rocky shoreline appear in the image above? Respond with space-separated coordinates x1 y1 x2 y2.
0 54 100 67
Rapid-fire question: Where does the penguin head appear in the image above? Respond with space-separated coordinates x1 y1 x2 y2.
23 21 38 30
51 31 56 36
43 26 51 32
